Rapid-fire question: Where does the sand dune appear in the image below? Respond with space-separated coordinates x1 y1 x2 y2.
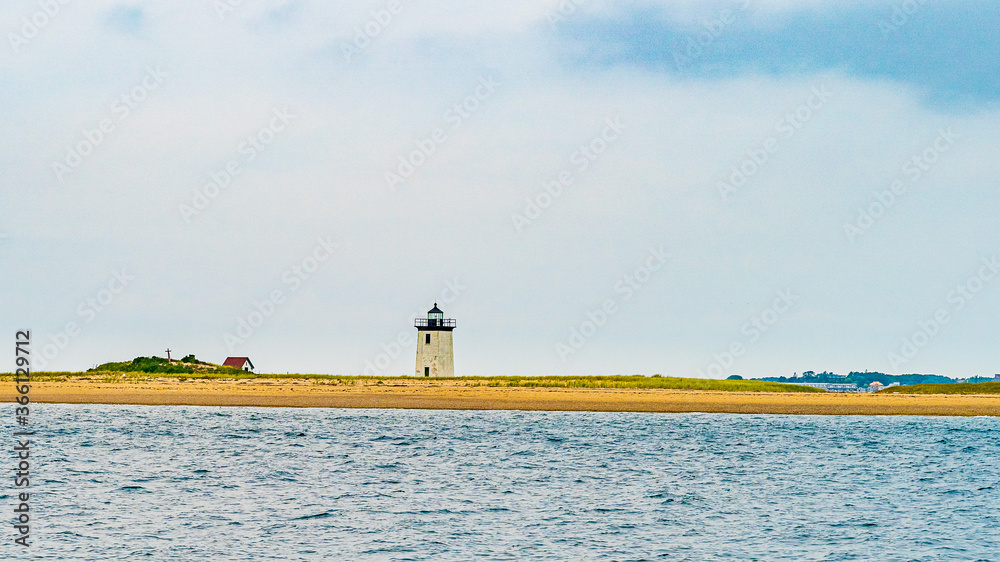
8 378 1000 416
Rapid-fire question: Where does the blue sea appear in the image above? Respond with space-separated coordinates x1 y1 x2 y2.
4 406 998 560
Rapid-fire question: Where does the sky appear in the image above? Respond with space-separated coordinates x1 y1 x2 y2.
2 0 999 378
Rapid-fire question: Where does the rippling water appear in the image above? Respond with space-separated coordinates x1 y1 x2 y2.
3 405 998 560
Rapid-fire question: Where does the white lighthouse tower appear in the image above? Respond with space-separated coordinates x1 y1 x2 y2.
414 303 455 377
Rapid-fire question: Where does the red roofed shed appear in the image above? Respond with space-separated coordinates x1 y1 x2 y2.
223 357 255 372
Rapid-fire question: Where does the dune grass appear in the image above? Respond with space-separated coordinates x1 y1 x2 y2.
0 371 334 382
880 381 1000 395
1 372 825 392
453 375 825 392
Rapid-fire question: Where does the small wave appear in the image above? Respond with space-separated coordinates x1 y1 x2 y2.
292 511 336 520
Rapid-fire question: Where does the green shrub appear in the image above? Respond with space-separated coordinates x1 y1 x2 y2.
880 381 1000 395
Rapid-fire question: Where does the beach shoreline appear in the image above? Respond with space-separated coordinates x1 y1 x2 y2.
7 378 1000 416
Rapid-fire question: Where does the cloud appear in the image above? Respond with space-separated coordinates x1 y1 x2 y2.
552 0 1000 108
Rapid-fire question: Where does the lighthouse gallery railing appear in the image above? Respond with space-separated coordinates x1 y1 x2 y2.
414 318 456 328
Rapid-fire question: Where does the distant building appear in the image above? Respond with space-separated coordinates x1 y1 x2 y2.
869 381 885 392
794 382 858 392
995 374 1000 382
886 382 900 388
223 357 255 372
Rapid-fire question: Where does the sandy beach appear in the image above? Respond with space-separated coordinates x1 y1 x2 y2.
7 377 1000 416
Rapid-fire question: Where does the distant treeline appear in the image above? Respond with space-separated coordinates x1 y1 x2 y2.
750 371 995 387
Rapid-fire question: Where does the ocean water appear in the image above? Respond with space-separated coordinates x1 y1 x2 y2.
3 406 998 561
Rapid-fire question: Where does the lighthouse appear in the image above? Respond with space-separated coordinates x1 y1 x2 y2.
414 303 456 377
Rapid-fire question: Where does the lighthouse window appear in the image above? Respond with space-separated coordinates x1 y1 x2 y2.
425 334 431 344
